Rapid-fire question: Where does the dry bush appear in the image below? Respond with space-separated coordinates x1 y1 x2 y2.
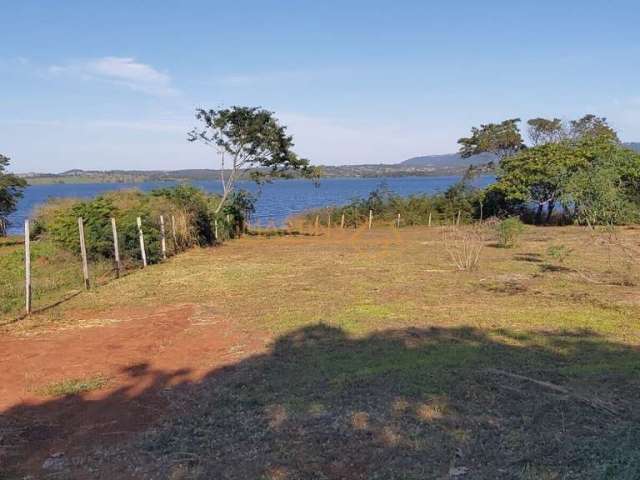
442 224 487 271
172 209 200 249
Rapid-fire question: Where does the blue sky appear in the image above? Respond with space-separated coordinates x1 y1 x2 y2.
2 0 639 172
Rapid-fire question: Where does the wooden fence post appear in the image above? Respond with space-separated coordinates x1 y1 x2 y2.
160 215 167 260
24 219 31 314
111 217 123 277
171 215 178 252
214 218 219 242
428 211 432 227
314 215 319 230
396 213 401 228
136 217 147 267
456 210 461 226
78 217 90 290
327 213 331 228
369 210 373 230
340 213 345 229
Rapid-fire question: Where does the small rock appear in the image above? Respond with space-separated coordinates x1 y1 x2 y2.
449 466 469 477
42 452 66 470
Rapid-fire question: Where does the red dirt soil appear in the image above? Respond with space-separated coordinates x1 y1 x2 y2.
0 303 268 476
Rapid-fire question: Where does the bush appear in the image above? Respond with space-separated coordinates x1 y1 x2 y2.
33 186 254 264
495 217 525 248
443 225 487 271
297 181 484 228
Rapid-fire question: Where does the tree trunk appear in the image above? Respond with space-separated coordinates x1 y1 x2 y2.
545 201 556 224
535 203 544 225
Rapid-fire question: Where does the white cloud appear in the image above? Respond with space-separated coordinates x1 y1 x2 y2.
49 57 179 96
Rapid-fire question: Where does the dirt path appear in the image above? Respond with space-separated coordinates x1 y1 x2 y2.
0 303 268 476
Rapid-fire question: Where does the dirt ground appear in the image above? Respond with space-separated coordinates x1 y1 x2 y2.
0 303 268 476
1 225 639 479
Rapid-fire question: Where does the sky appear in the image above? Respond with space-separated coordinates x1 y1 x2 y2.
1 0 639 172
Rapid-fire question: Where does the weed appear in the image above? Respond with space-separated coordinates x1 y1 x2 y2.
35 375 109 397
495 217 525 248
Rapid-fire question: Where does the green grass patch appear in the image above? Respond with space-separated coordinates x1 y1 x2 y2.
35 375 110 397
0 238 114 321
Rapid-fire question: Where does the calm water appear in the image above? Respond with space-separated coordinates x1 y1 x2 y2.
7 176 494 235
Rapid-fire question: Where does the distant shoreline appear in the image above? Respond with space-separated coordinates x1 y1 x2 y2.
22 164 494 186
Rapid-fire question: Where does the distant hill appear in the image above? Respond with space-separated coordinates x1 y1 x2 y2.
402 143 640 167
400 152 496 167
624 142 640 152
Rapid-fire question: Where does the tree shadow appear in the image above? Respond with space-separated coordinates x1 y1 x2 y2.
539 263 574 273
513 253 543 263
1 325 639 479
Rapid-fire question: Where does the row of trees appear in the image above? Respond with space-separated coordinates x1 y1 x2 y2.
457 115 640 225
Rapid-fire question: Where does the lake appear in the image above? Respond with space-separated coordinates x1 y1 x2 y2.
7 175 495 235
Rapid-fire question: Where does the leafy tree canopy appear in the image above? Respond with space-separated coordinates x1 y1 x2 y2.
0 154 27 235
188 106 320 213
492 131 638 224
527 117 565 146
569 114 619 143
457 118 525 161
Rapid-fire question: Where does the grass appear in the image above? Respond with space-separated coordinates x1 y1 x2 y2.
35 374 109 397
0 237 121 323
2 224 640 478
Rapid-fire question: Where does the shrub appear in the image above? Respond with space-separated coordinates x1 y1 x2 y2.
547 244 573 263
297 182 484 228
46 197 116 259
442 225 487 271
32 186 252 264
495 217 525 248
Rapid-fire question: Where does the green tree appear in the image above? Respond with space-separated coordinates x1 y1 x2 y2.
493 132 635 224
188 106 319 214
527 117 565 146
457 118 525 161
0 154 27 236
493 142 587 223
569 114 619 143
562 146 640 226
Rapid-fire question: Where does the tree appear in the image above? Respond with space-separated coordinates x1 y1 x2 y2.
457 118 525 162
527 117 565 146
562 146 640 227
0 154 27 236
493 132 635 225
188 106 319 214
569 114 619 143
493 143 587 224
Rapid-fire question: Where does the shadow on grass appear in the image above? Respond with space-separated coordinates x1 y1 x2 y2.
513 253 543 263
539 263 575 273
1 325 639 479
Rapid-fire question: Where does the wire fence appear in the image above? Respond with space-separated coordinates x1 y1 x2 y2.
7 207 468 322
11 213 195 321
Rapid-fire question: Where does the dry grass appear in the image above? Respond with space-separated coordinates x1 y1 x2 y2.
34 374 109 397
10 224 638 338
3 224 640 478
